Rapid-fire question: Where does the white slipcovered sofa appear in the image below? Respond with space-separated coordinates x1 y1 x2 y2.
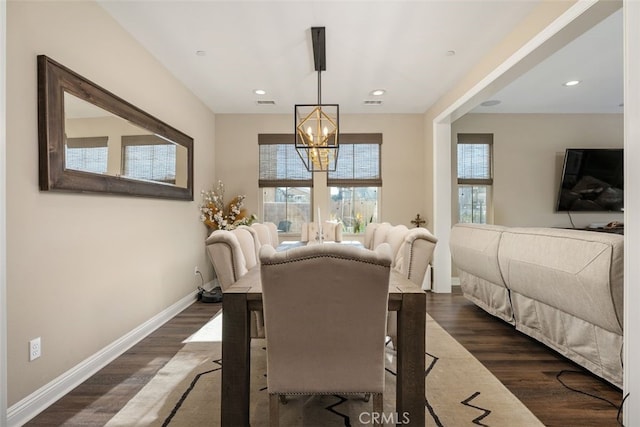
450 223 624 387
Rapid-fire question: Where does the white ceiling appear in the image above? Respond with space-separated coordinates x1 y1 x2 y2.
99 1 622 115
471 7 623 114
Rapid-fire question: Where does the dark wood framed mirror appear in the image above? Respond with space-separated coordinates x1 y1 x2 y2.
37 55 194 200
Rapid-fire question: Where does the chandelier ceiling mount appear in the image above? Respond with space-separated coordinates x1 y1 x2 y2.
295 27 339 172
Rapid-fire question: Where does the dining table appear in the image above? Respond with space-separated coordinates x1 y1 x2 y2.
220 254 426 426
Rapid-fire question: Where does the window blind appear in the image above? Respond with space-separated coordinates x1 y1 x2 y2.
327 133 382 186
66 136 108 149
258 134 312 187
65 136 108 174
122 135 177 183
457 134 493 185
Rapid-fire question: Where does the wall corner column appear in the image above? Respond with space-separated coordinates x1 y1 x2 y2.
432 121 452 293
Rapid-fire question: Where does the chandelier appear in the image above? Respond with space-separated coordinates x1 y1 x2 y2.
295 27 339 172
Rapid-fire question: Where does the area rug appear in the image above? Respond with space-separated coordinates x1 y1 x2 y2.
105 312 543 426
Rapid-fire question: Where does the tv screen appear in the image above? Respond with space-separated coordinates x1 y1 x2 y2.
556 148 623 212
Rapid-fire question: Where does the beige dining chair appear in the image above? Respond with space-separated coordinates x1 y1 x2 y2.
205 226 259 291
300 221 343 242
251 222 279 247
363 222 379 249
205 226 265 337
260 243 392 426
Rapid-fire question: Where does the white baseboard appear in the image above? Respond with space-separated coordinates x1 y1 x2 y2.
7 290 199 427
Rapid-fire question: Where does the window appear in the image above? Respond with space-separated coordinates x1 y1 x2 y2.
65 136 108 174
259 134 312 233
457 134 493 224
122 135 177 184
328 134 382 232
330 187 378 233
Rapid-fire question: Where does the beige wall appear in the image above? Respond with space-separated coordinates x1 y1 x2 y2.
452 113 624 228
6 1 215 405
215 114 426 229
423 1 625 293
424 0 579 223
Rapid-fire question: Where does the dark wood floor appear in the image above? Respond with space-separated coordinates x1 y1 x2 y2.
25 300 223 426
427 288 623 427
26 288 622 426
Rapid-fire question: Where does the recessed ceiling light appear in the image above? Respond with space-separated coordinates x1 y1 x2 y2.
563 80 581 87
254 89 267 95
195 50 206 57
480 100 501 107
370 89 385 96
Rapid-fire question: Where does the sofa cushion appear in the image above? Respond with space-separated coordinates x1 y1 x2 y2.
498 227 623 334
450 223 508 288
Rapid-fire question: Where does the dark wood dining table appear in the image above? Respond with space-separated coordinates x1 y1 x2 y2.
221 267 426 426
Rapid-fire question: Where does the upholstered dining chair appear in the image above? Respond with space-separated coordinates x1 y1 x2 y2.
363 222 379 249
385 226 437 348
363 223 437 348
259 243 392 426
205 226 259 291
251 222 279 247
371 222 392 249
205 226 265 337
300 221 343 242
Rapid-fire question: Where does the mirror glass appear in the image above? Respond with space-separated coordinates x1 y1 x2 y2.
38 55 194 200
63 93 189 188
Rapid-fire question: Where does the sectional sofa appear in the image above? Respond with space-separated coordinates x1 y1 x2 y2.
449 223 624 388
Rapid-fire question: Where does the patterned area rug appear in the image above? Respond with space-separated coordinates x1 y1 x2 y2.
105 312 543 426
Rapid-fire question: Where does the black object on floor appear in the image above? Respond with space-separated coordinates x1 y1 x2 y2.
197 287 223 303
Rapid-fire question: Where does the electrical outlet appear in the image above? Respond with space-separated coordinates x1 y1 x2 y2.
194 266 200 276
29 337 41 361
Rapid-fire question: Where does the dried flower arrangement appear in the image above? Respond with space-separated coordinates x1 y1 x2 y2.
199 180 256 230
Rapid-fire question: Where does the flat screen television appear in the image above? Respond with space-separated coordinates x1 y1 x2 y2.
556 148 623 212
